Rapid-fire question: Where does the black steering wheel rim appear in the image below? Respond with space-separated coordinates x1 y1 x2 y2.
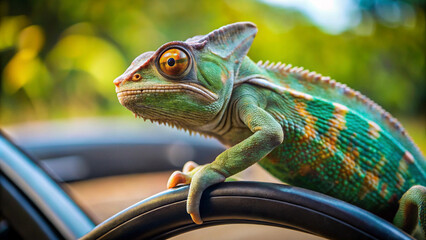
81 181 412 240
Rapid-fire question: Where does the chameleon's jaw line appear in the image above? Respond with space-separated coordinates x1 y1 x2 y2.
116 83 218 102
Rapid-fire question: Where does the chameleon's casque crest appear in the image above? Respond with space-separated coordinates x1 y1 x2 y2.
186 22 257 60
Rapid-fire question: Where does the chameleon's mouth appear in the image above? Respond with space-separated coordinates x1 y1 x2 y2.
116 83 218 102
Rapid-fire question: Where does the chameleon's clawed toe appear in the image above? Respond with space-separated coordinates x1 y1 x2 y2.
183 161 199 173
167 171 191 189
189 212 203 225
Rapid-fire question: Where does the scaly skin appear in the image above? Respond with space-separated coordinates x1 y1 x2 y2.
114 22 426 238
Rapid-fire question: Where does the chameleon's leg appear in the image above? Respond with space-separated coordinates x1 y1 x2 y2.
185 95 284 224
393 185 425 238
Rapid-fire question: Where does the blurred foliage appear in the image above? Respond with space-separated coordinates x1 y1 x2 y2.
0 0 425 127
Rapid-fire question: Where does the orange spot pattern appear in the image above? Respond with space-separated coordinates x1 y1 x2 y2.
358 170 380 200
294 101 318 142
322 103 348 153
367 121 381 139
340 147 360 180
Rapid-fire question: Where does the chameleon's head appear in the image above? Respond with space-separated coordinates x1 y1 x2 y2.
114 22 257 128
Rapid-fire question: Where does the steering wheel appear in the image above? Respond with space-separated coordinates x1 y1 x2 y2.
81 181 412 240
0 129 413 240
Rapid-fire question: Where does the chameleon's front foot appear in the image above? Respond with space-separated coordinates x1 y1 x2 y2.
167 161 199 189
167 161 226 224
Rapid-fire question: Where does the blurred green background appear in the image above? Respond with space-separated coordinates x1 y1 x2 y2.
0 0 425 150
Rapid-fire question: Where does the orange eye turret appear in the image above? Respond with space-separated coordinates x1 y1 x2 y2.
158 48 189 77
132 73 141 81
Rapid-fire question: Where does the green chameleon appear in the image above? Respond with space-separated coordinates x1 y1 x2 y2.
113 22 426 238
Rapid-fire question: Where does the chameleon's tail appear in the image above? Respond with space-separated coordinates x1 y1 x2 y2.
393 185 425 239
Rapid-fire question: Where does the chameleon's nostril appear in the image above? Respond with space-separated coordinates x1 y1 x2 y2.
113 77 122 87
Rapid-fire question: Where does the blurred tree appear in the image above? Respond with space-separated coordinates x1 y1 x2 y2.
0 0 424 126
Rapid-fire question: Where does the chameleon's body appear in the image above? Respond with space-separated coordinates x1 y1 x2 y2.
114 22 426 237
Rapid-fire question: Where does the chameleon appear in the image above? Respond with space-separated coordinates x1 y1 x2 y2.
113 22 426 238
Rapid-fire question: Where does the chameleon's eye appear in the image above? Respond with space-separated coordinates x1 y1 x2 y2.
158 48 189 78
132 73 141 81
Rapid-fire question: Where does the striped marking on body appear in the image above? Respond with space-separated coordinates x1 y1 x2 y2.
401 151 415 164
245 78 314 102
294 101 318 141
395 151 415 189
358 156 387 200
340 147 360 179
398 151 414 172
289 90 314 101
295 101 351 179
368 121 381 139
358 170 380 200
323 102 348 153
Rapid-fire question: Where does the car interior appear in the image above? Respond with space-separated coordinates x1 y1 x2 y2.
0 118 413 240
